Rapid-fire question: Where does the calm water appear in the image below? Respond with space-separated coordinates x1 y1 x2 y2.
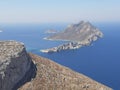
0 22 120 90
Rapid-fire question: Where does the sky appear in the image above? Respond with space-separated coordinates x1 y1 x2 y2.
0 0 120 23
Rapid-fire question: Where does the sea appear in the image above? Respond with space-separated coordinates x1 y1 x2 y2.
0 22 120 90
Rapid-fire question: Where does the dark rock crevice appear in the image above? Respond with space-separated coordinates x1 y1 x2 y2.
12 56 37 90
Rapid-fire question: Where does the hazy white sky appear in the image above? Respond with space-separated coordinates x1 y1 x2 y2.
0 0 120 23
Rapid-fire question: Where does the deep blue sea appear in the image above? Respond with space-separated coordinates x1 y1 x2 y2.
0 22 120 90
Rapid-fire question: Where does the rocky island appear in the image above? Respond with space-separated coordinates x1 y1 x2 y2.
0 40 112 90
0 30 2 32
45 29 57 34
41 21 103 53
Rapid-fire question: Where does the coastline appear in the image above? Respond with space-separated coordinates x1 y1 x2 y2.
43 37 76 42
40 41 91 53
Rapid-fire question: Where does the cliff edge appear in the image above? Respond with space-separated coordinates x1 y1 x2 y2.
0 41 112 90
0 41 36 90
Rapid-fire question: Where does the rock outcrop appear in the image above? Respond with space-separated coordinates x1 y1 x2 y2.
0 41 112 90
0 40 36 90
41 21 103 53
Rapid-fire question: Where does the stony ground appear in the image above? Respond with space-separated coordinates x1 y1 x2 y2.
19 53 112 90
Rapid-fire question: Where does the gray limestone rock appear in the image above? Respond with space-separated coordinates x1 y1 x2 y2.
0 40 36 90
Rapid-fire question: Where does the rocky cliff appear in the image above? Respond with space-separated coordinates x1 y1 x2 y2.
0 40 36 90
0 41 112 90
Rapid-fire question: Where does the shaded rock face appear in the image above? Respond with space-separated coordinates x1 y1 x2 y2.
0 41 36 90
19 53 112 90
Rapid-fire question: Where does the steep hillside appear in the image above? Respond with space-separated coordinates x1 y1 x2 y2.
19 53 111 90
0 41 112 90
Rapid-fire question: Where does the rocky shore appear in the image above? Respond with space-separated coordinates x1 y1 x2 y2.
40 42 87 53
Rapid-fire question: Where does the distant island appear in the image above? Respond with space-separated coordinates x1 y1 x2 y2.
45 29 57 34
0 30 3 32
41 21 103 53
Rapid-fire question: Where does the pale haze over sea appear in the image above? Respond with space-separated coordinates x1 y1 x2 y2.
0 0 120 23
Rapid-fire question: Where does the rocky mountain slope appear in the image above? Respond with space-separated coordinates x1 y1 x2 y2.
19 53 112 90
0 41 112 90
47 21 103 42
